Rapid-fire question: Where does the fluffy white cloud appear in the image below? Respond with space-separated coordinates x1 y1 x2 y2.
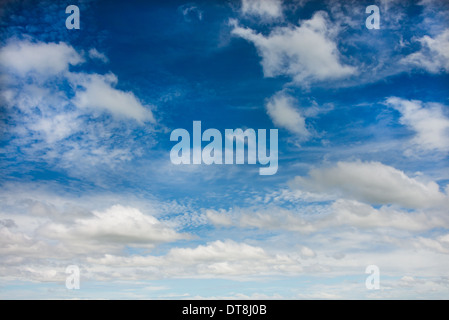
72 73 155 123
206 209 233 226
401 29 449 73
386 97 449 153
266 92 310 138
231 11 356 84
328 199 448 231
241 0 283 19
1 39 155 123
40 205 189 251
289 161 448 209
0 39 157 175
90 239 303 278
1 185 449 297
0 40 83 75
207 200 448 233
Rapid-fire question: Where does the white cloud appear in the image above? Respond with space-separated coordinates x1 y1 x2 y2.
1 185 449 297
0 40 83 75
88 48 109 63
179 4 203 22
72 73 155 123
0 227 54 258
231 11 356 84
238 207 316 233
241 0 283 19
289 161 448 209
328 199 448 231
40 205 189 251
0 39 157 174
411 234 449 254
207 200 448 233
299 245 316 259
401 29 449 73
28 112 81 144
386 97 449 153
90 239 303 278
206 209 233 226
266 92 310 138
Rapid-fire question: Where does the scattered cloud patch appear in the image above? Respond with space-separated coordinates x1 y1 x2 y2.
401 29 449 73
231 11 357 84
289 161 448 209
88 48 109 63
266 92 310 139
240 0 283 20
0 40 83 76
179 4 203 22
386 97 449 153
0 38 156 175
72 73 155 123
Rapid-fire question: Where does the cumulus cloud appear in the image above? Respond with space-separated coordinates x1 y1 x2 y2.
90 240 303 278
241 0 283 20
289 161 448 209
1 185 449 295
328 199 448 231
72 73 155 123
231 11 356 84
386 97 449 153
401 29 449 73
266 92 310 138
207 200 448 233
40 205 189 251
206 209 233 226
0 40 83 75
0 38 156 174
1 39 155 123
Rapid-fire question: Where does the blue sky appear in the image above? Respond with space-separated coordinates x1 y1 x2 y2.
0 0 449 299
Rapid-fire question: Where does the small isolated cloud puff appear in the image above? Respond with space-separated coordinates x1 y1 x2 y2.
386 97 449 153
0 40 83 75
231 11 356 84
289 160 448 209
88 48 109 63
179 4 203 22
266 92 310 139
72 73 155 123
241 0 283 19
401 29 449 73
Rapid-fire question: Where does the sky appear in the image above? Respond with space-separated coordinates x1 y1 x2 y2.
0 0 448 299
